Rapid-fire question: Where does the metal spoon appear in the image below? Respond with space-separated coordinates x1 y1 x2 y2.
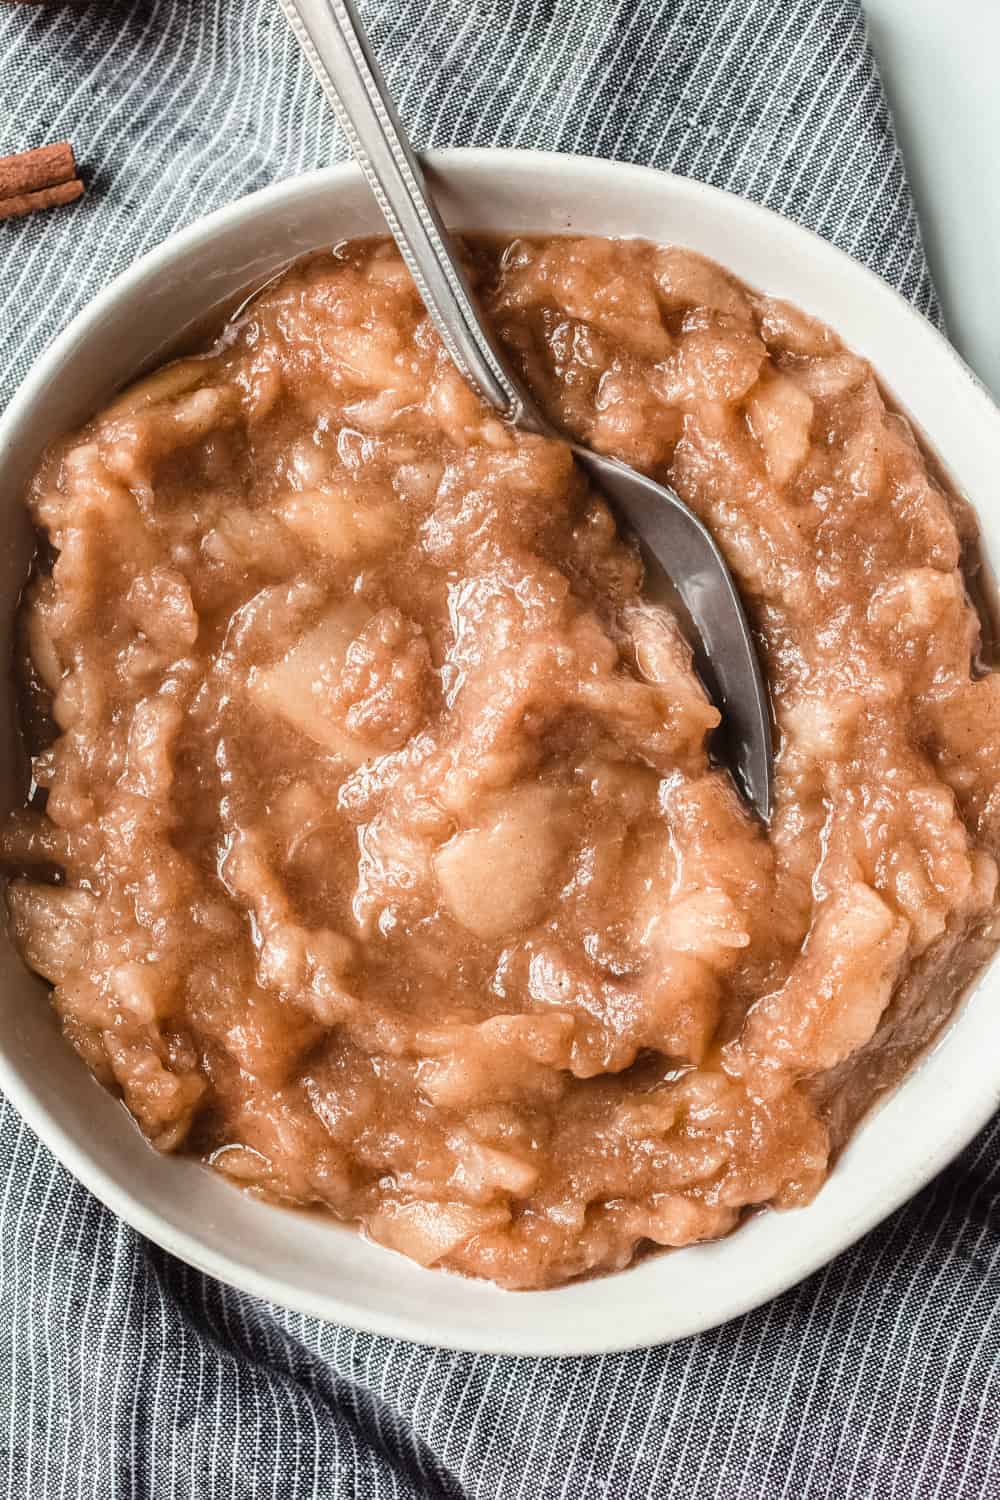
277 0 773 820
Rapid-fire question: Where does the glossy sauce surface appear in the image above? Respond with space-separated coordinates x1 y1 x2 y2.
6 236 1000 1288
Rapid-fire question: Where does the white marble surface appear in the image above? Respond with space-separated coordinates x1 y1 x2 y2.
864 0 1000 397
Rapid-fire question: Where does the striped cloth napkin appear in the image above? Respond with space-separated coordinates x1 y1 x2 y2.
1 3 996 1498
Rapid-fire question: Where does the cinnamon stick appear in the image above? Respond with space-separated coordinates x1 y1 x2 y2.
0 141 83 222
0 177 84 223
0 141 76 199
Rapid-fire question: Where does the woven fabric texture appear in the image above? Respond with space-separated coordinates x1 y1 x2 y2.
2 3 996 1498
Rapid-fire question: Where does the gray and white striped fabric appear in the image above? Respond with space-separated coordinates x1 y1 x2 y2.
2 2 995 1497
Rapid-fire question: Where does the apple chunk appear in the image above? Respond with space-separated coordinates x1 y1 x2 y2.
249 602 430 765
248 602 375 765
746 371 814 487
277 485 401 563
434 785 571 940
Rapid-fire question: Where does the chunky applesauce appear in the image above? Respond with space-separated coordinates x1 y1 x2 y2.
5 236 1000 1288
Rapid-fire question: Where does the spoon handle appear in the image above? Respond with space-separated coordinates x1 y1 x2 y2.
277 0 524 422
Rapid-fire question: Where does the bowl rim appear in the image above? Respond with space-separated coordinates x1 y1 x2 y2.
2 146 1000 1355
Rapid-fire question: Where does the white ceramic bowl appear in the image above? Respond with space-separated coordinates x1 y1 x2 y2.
2 149 1000 1356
